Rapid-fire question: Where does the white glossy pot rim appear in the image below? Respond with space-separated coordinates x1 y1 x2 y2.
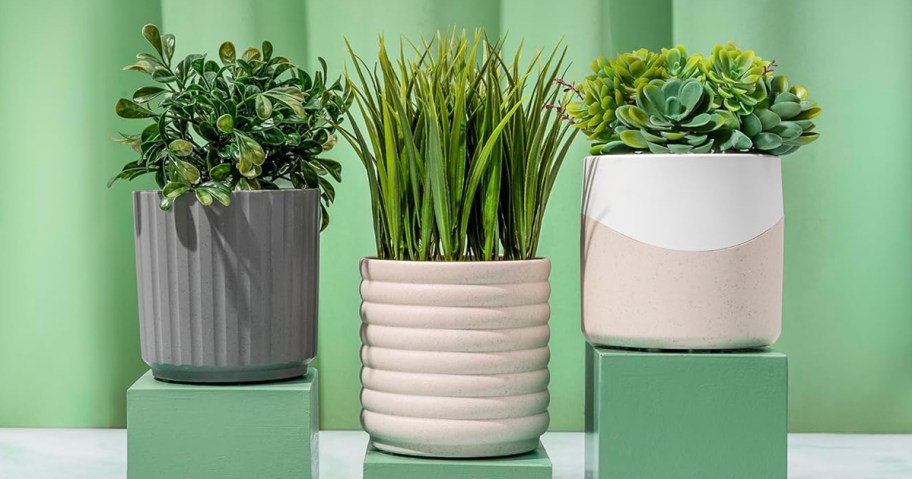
586 152 778 160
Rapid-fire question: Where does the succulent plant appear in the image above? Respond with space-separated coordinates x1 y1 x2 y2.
608 78 737 154
662 45 701 79
739 75 821 156
110 24 351 228
567 49 672 153
609 48 667 101
701 42 771 115
562 44 821 156
566 74 620 152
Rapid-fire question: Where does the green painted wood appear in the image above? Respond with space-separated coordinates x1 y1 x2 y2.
585 345 787 479
127 369 318 479
363 443 551 479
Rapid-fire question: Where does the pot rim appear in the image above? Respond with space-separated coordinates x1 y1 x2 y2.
361 256 550 265
133 187 320 197
586 152 777 160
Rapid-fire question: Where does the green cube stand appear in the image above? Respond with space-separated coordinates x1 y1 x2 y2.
363 443 552 479
127 369 319 479
585 344 787 479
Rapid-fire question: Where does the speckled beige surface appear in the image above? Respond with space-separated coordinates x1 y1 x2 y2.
359 258 552 458
582 216 784 349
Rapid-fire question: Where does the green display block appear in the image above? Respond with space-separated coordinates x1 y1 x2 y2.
585 345 787 479
363 444 552 479
127 369 318 479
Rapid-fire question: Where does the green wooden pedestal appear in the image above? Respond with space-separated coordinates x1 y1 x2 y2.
585 345 787 479
127 369 318 479
363 443 552 479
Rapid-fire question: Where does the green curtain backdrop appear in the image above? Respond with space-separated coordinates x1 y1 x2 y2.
1 0 909 433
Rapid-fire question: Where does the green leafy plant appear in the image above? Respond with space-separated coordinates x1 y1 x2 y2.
566 48 666 151
339 30 577 261
739 75 821 156
700 42 772 115
566 42 821 156
612 78 736 154
110 24 351 229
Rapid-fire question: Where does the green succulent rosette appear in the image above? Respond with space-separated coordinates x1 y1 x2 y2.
566 74 620 151
606 78 739 154
610 48 666 101
701 42 771 115
662 45 701 79
568 49 668 153
739 75 821 156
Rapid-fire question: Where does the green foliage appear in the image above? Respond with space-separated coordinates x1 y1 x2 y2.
566 48 666 149
611 78 737 154
340 30 577 261
566 42 822 156
740 75 821 156
110 24 351 229
701 42 770 114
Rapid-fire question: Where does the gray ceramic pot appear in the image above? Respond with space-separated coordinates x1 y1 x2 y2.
132 189 320 383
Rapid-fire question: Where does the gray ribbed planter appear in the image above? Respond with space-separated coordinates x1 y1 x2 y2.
132 189 320 383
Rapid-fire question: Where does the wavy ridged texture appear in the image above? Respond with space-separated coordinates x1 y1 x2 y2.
132 190 319 383
359 258 552 458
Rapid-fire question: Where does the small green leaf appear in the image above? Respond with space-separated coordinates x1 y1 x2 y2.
151 67 177 83
175 159 201 184
262 41 273 61
741 113 762 137
754 132 783 150
770 121 803 141
216 114 234 133
255 94 272 119
756 109 781 130
161 34 175 63
241 47 261 62
620 129 648 149
219 41 236 65
159 196 174 211
168 139 194 157
201 182 232 206
132 86 166 103
771 75 789 94
123 60 155 74
236 133 265 177
314 158 342 182
142 24 163 57
770 102 801 120
163 182 190 199
194 188 214 206
115 98 155 119
795 107 822 120
209 163 233 181
784 132 820 146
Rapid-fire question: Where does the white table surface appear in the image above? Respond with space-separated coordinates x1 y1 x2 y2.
1 429 911 478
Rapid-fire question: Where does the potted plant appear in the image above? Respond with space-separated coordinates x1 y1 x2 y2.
110 24 350 383
565 43 821 349
340 31 578 458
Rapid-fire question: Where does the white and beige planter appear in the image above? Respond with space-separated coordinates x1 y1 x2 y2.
359 258 551 458
581 154 784 350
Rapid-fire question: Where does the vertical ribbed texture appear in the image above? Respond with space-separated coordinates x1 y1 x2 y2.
133 190 319 381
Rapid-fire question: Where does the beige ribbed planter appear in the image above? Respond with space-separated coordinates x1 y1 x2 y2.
359 258 551 458
581 154 784 350
133 189 320 383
